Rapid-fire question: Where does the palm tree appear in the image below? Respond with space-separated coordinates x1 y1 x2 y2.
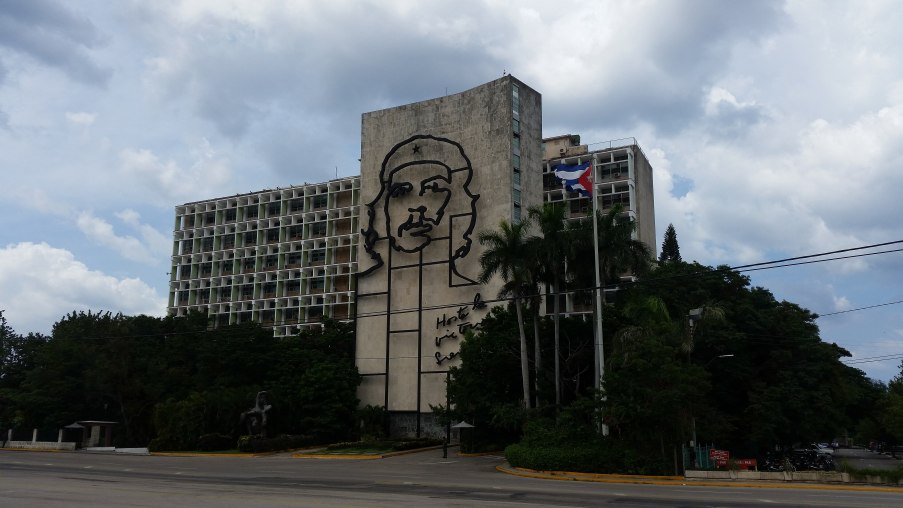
684 303 726 359
572 204 651 304
613 295 672 365
527 203 570 406
478 219 533 409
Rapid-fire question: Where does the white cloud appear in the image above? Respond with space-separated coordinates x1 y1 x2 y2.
65 111 96 126
115 209 172 259
75 211 161 264
118 139 231 203
832 295 851 313
0 242 166 335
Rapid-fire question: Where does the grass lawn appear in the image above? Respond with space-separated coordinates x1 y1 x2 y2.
312 445 397 455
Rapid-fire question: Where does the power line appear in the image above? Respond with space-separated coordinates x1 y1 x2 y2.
730 239 903 270
818 299 903 317
737 248 903 273
843 354 903 366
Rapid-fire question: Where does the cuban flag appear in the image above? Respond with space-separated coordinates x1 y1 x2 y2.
553 162 593 197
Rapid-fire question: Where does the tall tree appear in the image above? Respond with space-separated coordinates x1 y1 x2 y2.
479 219 533 409
527 203 571 406
659 223 682 263
572 204 652 304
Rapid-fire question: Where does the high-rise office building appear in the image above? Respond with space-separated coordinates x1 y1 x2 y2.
168 177 360 338
541 134 656 315
354 75 542 436
167 76 653 437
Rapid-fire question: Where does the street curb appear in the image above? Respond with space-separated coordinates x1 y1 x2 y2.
0 447 67 453
292 444 447 460
496 464 903 493
150 452 256 457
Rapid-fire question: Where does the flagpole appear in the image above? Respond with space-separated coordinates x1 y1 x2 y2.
590 153 608 436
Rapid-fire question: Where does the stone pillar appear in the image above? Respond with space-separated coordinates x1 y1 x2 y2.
58 429 63 443
6 428 11 442
32 428 38 443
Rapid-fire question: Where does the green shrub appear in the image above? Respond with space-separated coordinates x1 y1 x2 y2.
196 433 235 452
505 442 670 475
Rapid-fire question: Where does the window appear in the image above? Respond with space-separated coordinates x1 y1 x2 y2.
310 249 326 263
513 203 521 223
245 206 258 219
570 199 590 214
512 83 520 113
267 203 280 217
513 188 521 205
513 170 520 187
313 195 328 209
512 118 520 136
287 252 302 266
513 154 520 169
310 277 326 290
225 209 237 222
512 136 520 155
290 199 303 212
312 222 327 236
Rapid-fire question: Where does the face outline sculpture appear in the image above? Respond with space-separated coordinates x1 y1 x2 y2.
360 134 479 282
385 162 452 253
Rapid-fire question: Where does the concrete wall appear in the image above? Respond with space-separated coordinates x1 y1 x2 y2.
630 146 656 255
685 469 903 486
355 76 542 435
5 441 76 451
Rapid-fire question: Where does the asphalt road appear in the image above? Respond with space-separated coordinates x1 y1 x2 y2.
1 449 900 508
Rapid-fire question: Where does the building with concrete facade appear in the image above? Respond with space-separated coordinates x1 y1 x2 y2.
168 177 360 337
540 135 656 316
167 75 653 437
355 75 542 436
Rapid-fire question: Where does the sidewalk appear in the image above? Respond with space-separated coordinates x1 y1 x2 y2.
496 463 903 493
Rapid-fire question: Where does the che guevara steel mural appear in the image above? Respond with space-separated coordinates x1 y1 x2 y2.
357 134 490 428
359 134 485 365
360 134 479 285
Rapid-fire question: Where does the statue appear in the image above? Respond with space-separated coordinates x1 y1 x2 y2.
239 391 272 437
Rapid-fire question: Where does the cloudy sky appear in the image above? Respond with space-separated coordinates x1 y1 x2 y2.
1 0 901 380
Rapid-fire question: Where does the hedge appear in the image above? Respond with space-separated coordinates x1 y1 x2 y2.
505 442 670 475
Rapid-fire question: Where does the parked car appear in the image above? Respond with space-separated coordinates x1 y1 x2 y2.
814 443 835 455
